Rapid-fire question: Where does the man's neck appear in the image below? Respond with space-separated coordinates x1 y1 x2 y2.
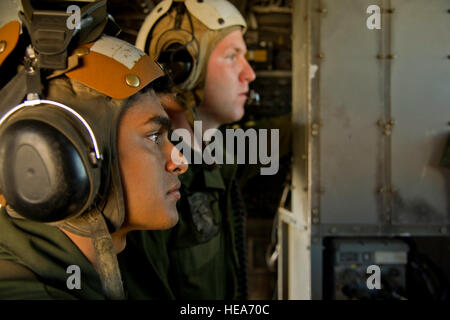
196 110 221 133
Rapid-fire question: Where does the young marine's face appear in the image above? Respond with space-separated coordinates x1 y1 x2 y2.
117 90 188 230
198 29 256 126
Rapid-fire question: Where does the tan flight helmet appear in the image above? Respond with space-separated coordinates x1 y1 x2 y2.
0 4 164 298
135 0 247 124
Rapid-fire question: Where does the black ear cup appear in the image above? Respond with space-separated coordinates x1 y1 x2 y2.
157 43 193 85
0 120 91 222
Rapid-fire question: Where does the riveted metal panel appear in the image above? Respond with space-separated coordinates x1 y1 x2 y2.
317 0 384 225
390 0 450 225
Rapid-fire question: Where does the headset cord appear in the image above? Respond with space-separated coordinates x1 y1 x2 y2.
231 178 248 300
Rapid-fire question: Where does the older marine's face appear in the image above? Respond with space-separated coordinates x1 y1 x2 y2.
117 90 188 230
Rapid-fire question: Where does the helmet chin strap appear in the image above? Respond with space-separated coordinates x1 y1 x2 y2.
82 209 125 300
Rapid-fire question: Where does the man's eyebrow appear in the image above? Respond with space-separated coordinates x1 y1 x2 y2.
145 115 172 131
232 47 245 53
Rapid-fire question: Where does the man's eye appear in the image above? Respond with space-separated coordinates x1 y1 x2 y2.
226 53 237 60
147 133 161 144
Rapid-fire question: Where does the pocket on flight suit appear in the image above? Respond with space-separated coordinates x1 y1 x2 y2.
170 191 224 283
186 191 221 243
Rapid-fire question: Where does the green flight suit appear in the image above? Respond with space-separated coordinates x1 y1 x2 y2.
120 161 245 300
0 206 106 299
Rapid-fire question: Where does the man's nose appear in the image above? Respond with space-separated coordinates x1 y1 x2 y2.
240 57 256 83
166 144 188 174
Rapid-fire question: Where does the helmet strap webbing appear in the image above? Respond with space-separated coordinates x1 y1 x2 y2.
84 209 125 300
0 69 28 115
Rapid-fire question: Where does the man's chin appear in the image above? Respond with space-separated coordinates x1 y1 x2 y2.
235 110 245 123
167 210 180 228
231 103 246 122
152 208 179 230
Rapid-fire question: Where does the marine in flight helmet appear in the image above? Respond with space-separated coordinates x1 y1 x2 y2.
135 0 247 123
0 0 165 299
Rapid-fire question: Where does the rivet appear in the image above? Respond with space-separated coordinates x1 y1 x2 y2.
26 93 39 100
218 18 225 25
26 45 36 59
74 47 90 57
317 53 324 59
0 40 6 53
89 151 98 166
126 74 141 88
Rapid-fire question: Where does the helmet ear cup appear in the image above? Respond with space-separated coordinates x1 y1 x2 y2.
0 120 92 222
157 43 193 85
